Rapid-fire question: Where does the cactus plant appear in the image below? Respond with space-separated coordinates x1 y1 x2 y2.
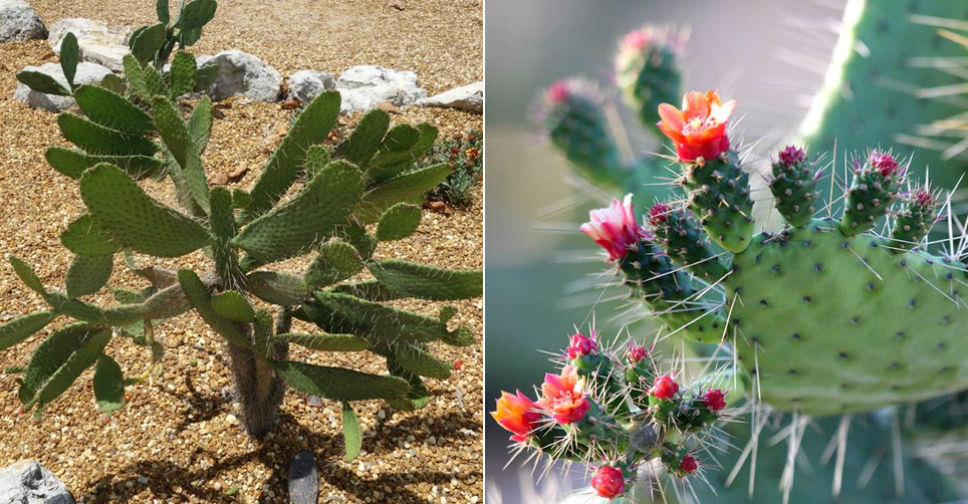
2 2 481 460
16 0 219 102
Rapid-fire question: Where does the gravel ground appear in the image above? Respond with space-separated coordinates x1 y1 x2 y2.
0 1 482 502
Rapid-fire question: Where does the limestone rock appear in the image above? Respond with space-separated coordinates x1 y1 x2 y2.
287 69 335 103
0 1 47 42
196 50 282 102
334 65 427 114
48 18 131 72
0 460 74 504
13 61 112 111
417 81 482 113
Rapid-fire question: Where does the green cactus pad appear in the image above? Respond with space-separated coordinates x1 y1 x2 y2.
726 220 968 415
392 343 451 379
80 164 211 257
305 241 365 288
303 291 462 345
152 96 210 213
211 291 256 323
169 51 197 98
60 215 122 257
177 269 252 350
59 33 78 88
16 70 70 96
66 254 113 298
244 91 341 219
188 96 213 152
234 161 362 263
46 148 166 180
92 355 124 413
57 114 157 157
341 402 362 461
682 152 753 253
273 360 410 401
274 332 367 352
328 281 401 302
19 324 111 411
375 203 422 241
123 55 150 101
8 256 46 296
368 123 437 184
0 311 56 351
246 271 309 306
176 0 217 31
366 260 483 301
545 87 624 187
335 109 390 167
356 163 451 223
129 23 166 65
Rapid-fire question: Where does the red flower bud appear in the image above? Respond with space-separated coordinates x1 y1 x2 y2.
590 465 625 498
702 389 727 411
650 375 678 399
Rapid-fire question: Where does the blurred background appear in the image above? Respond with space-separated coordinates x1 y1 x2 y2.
485 0 843 501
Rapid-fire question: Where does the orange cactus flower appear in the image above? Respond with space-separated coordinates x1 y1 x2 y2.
491 390 542 442
537 365 590 424
657 90 735 162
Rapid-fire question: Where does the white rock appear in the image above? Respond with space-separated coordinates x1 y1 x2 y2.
0 0 47 42
287 69 334 103
196 50 282 102
48 18 131 72
13 61 112 111
334 65 427 114
417 81 482 114
0 460 74 504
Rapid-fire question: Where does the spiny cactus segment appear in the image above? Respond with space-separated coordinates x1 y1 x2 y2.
0 0 482 460
491 329 729 501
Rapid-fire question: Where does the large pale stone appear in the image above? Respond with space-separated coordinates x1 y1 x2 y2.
287 69 334 103
334 65 427 114
417 81 482 113
48 18 131 71
196 50 282 102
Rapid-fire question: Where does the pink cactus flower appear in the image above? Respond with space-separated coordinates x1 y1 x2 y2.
869 151 899 176
702 389 727 411
546 80 571 104
621 29 651 52
778 145 806 165
590 465 625 498
580 194 644 262
538 366 590 424
650 375 678 399
567 331 598 359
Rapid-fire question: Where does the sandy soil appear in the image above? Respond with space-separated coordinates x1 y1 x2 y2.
0 1 483 503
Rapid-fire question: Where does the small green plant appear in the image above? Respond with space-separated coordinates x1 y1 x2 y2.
424 129 482 207
2 0 482 461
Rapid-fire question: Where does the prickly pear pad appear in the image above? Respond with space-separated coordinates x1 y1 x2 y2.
727 219 968 415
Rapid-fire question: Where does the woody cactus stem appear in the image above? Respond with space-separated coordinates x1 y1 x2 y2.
226 326 289 438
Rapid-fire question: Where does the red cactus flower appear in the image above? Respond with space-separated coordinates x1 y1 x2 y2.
702 389 727 411
778 145 806 166
627 344 648 363
913 188 934 207
650 374 678 399
657 90 735 162
538 366 591 424
590 465 625 498
491 390 542 442
567 331 598 359
580 194 644 262
678 455 698 475
869 151 899 176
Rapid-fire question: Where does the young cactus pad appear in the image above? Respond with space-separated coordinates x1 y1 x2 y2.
589 92 968 417
1 47 482 458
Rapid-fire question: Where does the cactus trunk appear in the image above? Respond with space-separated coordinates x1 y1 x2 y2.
226 331 289 439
